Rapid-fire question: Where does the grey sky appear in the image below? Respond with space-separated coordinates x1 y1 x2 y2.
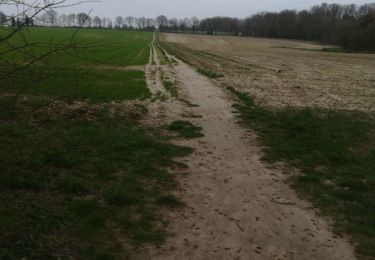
2 0 373 18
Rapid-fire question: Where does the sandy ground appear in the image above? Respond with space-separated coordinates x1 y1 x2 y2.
137 35 356 260
161 33 375 111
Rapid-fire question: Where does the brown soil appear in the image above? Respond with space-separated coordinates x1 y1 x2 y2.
137 34 356 260
161 33 375 112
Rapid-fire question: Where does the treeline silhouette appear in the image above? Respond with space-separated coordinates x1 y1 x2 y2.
177 3 375 51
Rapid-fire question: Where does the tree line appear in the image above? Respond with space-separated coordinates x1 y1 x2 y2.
244 3 375 51
1 2 374 51
0 10 192 31
197 3 375 51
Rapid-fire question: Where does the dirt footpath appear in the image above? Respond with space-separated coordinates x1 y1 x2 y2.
141 39 356 260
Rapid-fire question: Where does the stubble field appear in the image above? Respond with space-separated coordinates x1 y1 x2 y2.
161 33 375 111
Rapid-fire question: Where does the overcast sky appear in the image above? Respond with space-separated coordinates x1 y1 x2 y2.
2 0 373 18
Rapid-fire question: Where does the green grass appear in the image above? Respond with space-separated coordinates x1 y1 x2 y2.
155 34 172 64
163 80 178 98
155 44 168 65
0 28 152 102
167 120 204 139
0 29 194 258
0 99 192 259
227 86 375 258
197 68 224 79
1 27 152 66
29 68 150 102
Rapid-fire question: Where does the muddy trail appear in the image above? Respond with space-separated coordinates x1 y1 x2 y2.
140 35 356 260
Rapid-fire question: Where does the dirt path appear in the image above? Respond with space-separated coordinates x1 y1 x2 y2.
141 36 356 260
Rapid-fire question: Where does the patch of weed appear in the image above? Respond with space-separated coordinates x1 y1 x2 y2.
163 80 178 97
197 68 224 79
167 120 204 139
156 195 185 208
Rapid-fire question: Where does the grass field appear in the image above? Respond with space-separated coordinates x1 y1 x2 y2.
1 28 152 102
160 33 375 258
0 28 194 259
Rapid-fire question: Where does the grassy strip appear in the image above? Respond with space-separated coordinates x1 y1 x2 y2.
197 68 224 79
167 120 204 139
155 34 172 64
163 80 178 98
227 86 375 258
0 99 192 259
157 38 188 64
155 45 168 65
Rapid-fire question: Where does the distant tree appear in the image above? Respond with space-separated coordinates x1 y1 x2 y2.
169 18 178 31
10 16 16 27
0 11 6 26
77 12 90 27
41 9 58 26
101 17 107 28
138 17 147 30
107 19 113 29
146 18 155 30
133 17 139 29
59 14 67 27
24 16 34 26
93 16 101 28
67 13 76 27
156 15 168 30
191 17 200 31
115 16 123 28
125 16 134 28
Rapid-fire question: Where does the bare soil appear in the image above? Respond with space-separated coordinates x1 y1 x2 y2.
138 35 356 259
161 33 375 112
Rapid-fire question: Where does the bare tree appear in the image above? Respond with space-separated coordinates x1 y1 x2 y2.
125 16 134 28
77 12 90 27
156 15 168 30
0 11 6 25
106 18 113 29
67 13 76 26
191 16 200 31
146 18 155 30
169 18 178 31
100 16 107 27
138 16 146 29
93 16 101 28
133 17 138 29
40 9 58 26
115 16 123 28
59 14 68 27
